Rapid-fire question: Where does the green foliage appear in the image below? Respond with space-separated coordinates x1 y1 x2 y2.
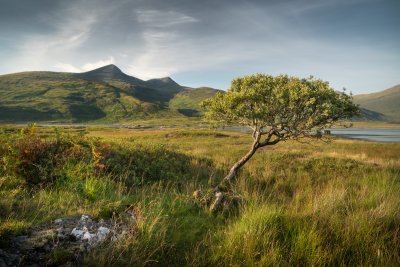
1 126 96 186
203 74 359 139
0 126 213 188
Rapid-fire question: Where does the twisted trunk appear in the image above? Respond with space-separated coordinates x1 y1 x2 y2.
223 140 259 184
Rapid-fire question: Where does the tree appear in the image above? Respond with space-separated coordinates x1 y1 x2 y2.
202 74 359 184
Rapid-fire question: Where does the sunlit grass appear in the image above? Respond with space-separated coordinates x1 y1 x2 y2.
0 126 399 266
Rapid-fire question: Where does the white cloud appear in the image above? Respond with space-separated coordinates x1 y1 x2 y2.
11 4 98 71
54 63 82 73
81 57 115 71
55 56 115 73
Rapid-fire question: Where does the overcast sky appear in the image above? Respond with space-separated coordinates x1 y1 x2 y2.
0 0 399 94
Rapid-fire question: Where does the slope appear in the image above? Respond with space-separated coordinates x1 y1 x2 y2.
169 87 222 117
353 85 400 122
0 65 220 123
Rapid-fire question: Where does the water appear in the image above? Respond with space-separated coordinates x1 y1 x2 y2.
329 128 400 142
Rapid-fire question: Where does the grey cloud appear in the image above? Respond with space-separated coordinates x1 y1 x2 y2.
0 0 399 93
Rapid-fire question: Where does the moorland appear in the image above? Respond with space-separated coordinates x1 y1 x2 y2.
0 125 399 266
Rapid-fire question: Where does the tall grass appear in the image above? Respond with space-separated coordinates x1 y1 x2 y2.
0 126 399 266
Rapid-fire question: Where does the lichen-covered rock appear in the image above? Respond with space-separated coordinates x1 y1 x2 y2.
2 211 138 266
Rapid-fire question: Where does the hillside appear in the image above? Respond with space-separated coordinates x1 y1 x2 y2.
1 65 398 124
169 87 223 117
353 85 400 122
0 65 220 123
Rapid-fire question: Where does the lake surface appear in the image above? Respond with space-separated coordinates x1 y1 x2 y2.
329 128 400 142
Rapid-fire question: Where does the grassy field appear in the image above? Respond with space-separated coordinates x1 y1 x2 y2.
0 125 399 266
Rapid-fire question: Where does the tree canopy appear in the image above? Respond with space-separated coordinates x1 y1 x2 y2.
202 74 359 183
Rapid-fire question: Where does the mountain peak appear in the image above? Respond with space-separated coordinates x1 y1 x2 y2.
159 76 174 82
145 76 182 92
147 76 179 85
79 64 133 81
92 64 123 74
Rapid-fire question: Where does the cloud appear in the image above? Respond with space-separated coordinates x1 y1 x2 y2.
1 0 398 93
10 3 98 71
55 56 115 73
54 63 82 73
126 9 200 78
81 57 115 71
136 10 198 28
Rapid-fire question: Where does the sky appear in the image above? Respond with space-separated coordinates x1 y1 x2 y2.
0 0 399 94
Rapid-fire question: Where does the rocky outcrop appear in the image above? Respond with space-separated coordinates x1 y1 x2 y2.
0 214 134 266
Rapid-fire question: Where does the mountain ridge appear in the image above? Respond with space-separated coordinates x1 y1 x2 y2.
0 65 398 123
0 65 221 123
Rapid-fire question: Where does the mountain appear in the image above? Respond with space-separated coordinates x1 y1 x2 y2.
0 65 220 123
353 85 400 122
1 65 397 124
146 77 183 93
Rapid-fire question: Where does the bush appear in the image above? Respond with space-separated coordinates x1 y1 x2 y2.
0 126 214 188
0 126 99 186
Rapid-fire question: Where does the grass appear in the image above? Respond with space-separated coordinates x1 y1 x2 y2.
0 125 399 266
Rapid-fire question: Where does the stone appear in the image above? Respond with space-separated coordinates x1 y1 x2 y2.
97 227 110 242
54 218 63 224
71 228 84 239
82 231 96 244
12 235 28 245
80 215 92 225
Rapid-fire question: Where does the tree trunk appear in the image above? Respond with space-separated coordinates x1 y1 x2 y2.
223 141 259 184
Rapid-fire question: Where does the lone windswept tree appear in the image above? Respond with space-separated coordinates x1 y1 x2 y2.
202 74 359 184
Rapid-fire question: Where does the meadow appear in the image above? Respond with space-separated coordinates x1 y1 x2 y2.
0 125 399 266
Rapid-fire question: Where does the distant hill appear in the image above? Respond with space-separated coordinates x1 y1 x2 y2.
353 85 400 122
0 65 220 123
1 66 398 124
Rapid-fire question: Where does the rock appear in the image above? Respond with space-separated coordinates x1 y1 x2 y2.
97 227 110 242
0 249 21 267
71 228 84 239
82 231 96 244
80 215 92 225
12 235 28 245
4 213 132 266
20 230 55 251
0 249 7 257
0 258 7 267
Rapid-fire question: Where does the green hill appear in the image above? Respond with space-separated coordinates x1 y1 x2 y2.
1 65 397 124
0 65 220 123
169 87 223 117
353 85 400 122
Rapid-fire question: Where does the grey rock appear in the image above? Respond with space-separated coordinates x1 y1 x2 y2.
12 235 28 245
79 215 92 225
71 228 84 239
